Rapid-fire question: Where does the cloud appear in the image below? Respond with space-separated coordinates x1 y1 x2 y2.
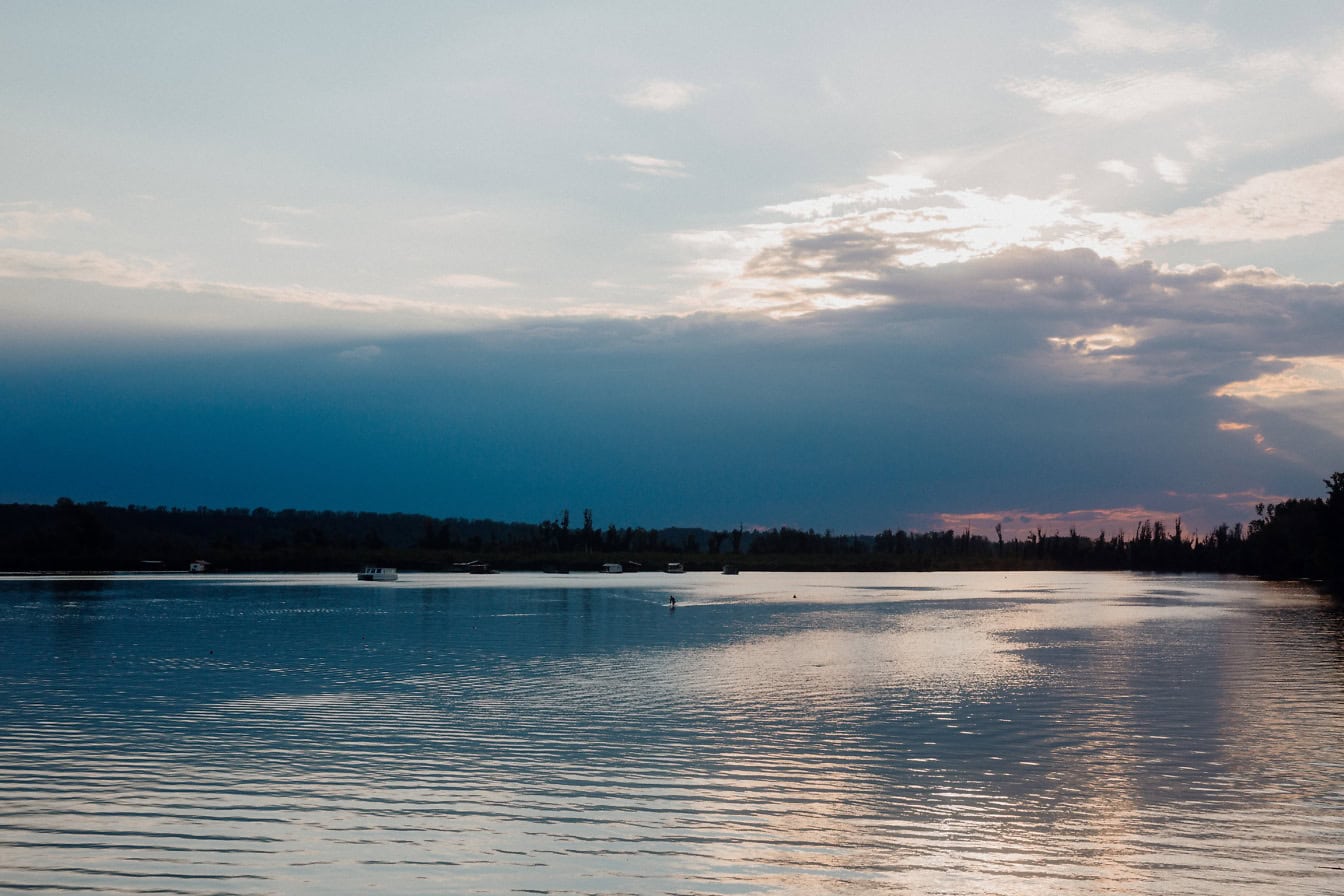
675 168 1344 464
1047 325 1139 357
1152 154 1188 186
762 172 938 219
1313 46 1344 106
0 248 173 289
242 217 321 248
1099 159 1141 183
1006 71 1234 121
1051 4 1218 55
4 240 1337 534
1183 136 1220 162
1149 155 1344 243
589 153 688 178
429 274 517 290
680 178 1344 403
1215 356 1344 401
618 79 702 111
0 203 94 240
5 297 1319 534
0 247 519 323
679 156 1344 322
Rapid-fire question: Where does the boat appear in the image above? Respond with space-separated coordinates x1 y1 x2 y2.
721 564 739 575
357 566 398 582
665 562 685 573
600 562 623 574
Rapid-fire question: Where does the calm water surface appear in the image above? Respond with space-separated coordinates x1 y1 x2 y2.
1 571 1341 894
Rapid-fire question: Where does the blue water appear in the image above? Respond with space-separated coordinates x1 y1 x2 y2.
1 571 1341 894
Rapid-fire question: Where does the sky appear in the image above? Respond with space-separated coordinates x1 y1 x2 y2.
3 1 1343 537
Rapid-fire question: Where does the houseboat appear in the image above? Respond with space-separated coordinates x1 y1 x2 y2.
357 566 398 582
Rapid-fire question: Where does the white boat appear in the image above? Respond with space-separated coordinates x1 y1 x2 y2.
357 566 398 582
600 562 623 574
665 562 685 573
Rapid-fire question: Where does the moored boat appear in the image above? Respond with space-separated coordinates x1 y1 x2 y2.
357 566 398 582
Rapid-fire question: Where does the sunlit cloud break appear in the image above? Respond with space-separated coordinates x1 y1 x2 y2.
1216 356 1344 400
925 506 1201 540
680 154 1344 317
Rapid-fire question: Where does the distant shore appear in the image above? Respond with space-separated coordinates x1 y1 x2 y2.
3 480 1341 590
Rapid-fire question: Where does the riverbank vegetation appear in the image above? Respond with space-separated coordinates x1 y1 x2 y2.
2 474 1340 587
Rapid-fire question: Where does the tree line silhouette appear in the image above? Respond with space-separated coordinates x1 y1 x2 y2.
2 473 1340 588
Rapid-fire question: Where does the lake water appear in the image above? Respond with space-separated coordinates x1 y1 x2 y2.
1 571 1341 895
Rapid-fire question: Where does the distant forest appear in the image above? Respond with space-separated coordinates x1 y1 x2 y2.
2 473 1341 588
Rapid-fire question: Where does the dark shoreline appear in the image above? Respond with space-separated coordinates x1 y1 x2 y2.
3 478 1341 587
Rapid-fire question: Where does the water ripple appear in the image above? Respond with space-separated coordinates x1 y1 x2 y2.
1 572 1342 894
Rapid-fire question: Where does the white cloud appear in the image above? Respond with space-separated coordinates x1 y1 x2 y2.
0 247 513 321
1183 136 1220 162
1149 155 1344 244
0 203 94 240
1051 4 1218 55
1240 50 1308 81
676 152 1344 321
590 153 688 178
1007 71 1234 121
1152 154 1188 186
1314 47 1344 106
1099 159 1141 183
618 79 702 111
429 274 517 290
242 218 321 248
0 248 172 289
764 171 937 219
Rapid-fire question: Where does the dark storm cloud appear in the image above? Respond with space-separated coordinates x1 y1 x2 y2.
745 232 1344 384
2 242 1339 532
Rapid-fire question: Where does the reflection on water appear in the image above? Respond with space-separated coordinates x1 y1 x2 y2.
1 571 1342 894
